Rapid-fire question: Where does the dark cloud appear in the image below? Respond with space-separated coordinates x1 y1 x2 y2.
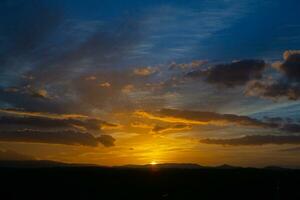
263 116 285 124
0 149 35 161
3 86 50 100
245 79 300 100
278 50 300 81
262 116 293 124
151 124 190 133
140 109 300 135
169 60 207 70
200 135 300 146
0 87 69 114
280 123 300 133
152 125 166 133
0 115 116 131
158 108 270 128
0 1 142 115
97 135 116 147
245 51 300 100
186 59 266 87
0 129 112 147
72 70 136 113
141 109 300 133
279 146 300 152
0 109 117 147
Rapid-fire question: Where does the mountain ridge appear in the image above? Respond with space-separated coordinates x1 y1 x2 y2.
0 160 298 170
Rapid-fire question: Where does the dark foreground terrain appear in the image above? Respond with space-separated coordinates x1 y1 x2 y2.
0 161 299 200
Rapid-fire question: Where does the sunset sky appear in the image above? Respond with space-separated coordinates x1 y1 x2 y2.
1 0 300 167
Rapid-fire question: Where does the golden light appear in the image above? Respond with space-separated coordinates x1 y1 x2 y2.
150 161 157 165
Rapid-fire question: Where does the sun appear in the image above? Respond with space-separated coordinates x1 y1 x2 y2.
150 161 157 165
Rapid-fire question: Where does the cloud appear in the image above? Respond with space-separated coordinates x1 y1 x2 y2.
0 108 87 119
151 124 191 133
245 79 300 100
72 70 139 113
0 116 114 132
263 116 286 124
122 84 135 94
0 149 35 161
283 50 300 61
200 135 300 146
135 110 209 125
0 129 109 147
245 51 300 100
186 59 266 87
0 109 117 147
133 67 158 76
0 87 68 113
277 50 300 81
97 134 115 147
85 76 97 81
30 89 49 99
136 108 300 135
0 109 117 131
99 82 111 88
2 86 51 100
169 60 207 70
30 18 142 85
279 146 300 152
136 108 270 128
280 123 300 133
130 122 153 129
0 7 143 115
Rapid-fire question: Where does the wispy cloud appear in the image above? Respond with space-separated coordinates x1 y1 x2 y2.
0 109 117 147
200 135 300 146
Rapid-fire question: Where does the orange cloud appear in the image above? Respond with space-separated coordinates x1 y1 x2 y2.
85 76 97 81
133 67 158 76
122 84 135 94
130 122 153 129
99 82 111 88
151 124 192 134
0 108 88 120
134 111 209 125
134 109 272 129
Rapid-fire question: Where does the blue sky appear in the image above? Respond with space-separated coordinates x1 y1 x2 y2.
58 0 300 61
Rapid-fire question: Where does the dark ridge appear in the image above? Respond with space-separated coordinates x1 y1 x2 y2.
0 160 298 171
0 160 99 168
0 162 300 200
215 164 240 169
120 163 205 169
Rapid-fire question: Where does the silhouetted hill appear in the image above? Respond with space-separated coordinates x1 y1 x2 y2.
264 165 291 171
0 161 300 200
0 160 295 171
0 160 98 168
215 164 241 169
121 163 205 169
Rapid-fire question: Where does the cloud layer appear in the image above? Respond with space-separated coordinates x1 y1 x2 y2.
200 135 300 146
0 129 103 147
246 51 300 100
0 109 116 147
187 59 266 87
0 149 35 161
137 108 271 128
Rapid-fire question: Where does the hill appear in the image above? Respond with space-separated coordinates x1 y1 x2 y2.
0 160 300 199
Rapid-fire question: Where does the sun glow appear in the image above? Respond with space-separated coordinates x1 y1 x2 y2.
150 161 157 165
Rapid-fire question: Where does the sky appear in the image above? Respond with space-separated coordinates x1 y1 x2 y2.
1 0 300 167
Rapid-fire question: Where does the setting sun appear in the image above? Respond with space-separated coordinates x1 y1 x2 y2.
150 161 157 165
